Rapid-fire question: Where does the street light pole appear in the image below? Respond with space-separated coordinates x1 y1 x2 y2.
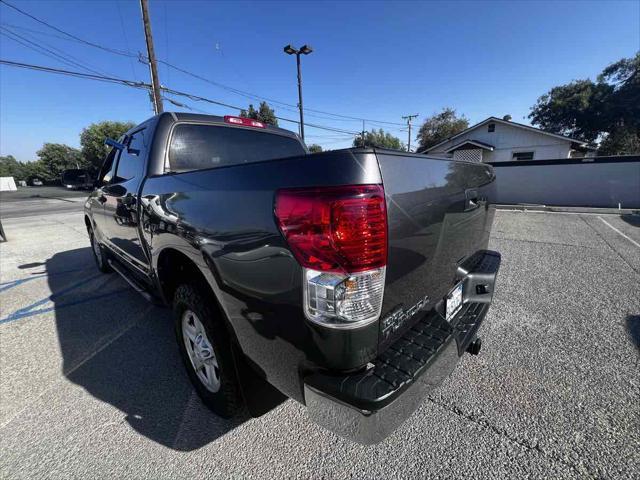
284 44 313 141
295 52 305 141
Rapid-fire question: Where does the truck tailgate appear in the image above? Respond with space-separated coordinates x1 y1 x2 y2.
375 150 496 351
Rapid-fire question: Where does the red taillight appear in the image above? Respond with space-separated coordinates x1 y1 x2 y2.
275 185 387 273
224 115 266 128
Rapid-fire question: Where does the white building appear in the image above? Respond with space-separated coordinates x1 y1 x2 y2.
422 116 595 163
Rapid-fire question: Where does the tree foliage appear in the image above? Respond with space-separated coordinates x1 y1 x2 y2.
36 143 84 181
0 154 59 183
597 127 640 156
353 128 404 150
307 144 323 153
80 121 134 173
528 80 610 143
529 52 639 154
240 101 278 126
416 108 469 152
0 155 26 180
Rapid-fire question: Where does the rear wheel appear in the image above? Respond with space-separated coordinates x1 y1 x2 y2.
88 226 112 273
173 283 243 417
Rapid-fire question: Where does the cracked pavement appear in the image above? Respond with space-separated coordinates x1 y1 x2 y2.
1 209 639 479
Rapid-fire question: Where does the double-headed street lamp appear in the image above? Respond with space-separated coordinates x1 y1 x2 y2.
283 44 313 141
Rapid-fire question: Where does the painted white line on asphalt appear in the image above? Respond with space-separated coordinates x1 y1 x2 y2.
599 216 640 249
498 209 629 217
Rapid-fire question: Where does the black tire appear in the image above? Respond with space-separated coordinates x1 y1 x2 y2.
89 226 112 273
173 283 244 418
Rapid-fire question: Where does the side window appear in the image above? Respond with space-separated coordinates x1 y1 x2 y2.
114 129 147 182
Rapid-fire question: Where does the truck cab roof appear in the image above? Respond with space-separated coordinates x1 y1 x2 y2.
153 111 301 140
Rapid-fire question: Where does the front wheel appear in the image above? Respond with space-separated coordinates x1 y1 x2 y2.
173 283 244 418
89 225 112 273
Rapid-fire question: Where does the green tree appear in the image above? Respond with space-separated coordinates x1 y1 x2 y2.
528 80 610 143
36 143 84 181
80 121 134 172
353 128 404 150
529 52 639 154
598 128 640 155
0 155 27 180
22 160 49 183
308 144 323 153
416 108 469 152
240 101 278 126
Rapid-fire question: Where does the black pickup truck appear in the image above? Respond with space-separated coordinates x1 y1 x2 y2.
84 112 500 444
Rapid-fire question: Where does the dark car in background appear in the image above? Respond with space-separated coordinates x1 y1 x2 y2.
83 112 500 444
61 169 93 190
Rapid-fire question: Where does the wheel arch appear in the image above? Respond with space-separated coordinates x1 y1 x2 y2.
156 246 286 416
156 247 216 307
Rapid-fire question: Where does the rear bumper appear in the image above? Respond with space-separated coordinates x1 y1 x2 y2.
304 249 500 444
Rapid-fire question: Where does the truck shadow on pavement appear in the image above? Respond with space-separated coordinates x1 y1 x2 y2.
625 315 640 351
46 247 248 451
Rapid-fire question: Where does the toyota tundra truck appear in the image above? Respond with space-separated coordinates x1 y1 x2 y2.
84 112 501 444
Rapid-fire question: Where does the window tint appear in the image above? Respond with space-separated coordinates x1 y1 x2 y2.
168 124 306 172
512 151 534 161
115 129 147 182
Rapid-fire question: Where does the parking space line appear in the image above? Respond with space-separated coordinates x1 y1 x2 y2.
0 272 131 325
599 216 640 248
0 267 92 291
0 288 131 325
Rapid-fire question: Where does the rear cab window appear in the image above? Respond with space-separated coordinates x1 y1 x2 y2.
167 124 306 172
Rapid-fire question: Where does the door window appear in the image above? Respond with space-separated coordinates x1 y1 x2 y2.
114 129 147 182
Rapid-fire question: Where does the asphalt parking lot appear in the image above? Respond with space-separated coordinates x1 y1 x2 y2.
1 207 639 479
0 186 88 219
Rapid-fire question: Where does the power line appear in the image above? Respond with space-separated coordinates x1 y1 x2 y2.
158 58 405 126
115 1 138 82
0 26 111 76
161 89 359 134
0 59 149 88
0 0 136 58
0 0 405 128
0 59 360 136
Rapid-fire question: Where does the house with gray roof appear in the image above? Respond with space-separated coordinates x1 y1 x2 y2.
421 116 595 163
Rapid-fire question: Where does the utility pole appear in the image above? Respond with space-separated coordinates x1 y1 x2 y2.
140 0 163 114
402 114 419 152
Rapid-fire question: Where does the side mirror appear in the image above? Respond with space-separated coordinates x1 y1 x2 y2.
105 138 126 150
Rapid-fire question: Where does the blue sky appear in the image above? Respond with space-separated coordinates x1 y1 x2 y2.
1 0 638 161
